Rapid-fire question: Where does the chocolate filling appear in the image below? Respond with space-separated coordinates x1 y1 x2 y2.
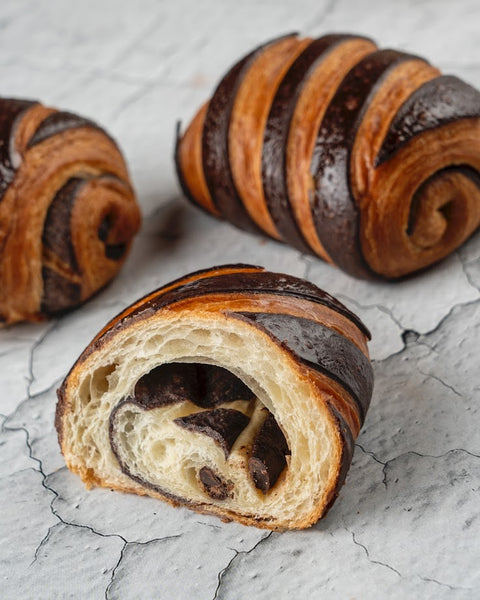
249 412 290 493
199 467 233 500
174 408 249 458
131 363 199 408
109 360 291 496
195 363 255 407
126 362 255 410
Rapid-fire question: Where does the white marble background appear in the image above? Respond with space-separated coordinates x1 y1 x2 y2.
1 0 480 598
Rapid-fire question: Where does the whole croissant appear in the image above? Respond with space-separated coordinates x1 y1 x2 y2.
0 98 140 324
176 33 480 279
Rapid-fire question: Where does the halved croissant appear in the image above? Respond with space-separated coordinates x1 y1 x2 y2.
176 34 480 279
56 265 373 530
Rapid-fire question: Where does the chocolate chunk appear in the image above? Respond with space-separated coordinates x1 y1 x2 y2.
42 177 85 272
199 466 233 500
132 363 199 409
196 364 255 407
40 266 82 315
174 408 249 458
249 412 290 493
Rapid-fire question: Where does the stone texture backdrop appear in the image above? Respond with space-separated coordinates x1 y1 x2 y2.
1 0 479 598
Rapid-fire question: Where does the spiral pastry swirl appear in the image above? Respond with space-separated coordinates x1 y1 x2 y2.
176 34 480 279
0 98 140 324
56 264 373 530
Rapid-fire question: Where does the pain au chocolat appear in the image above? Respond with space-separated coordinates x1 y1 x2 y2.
0 98 140 325
56 264 373 530
176 34 480 280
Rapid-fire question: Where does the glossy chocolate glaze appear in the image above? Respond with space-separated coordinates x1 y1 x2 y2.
377 75 480 166
175 408 250 458
237 311 373 424
202 35 296 235
27 110 99 148
42 177 85 273
129 269 371 339
0 98 36 199
311 49 421 279
249 411 290 493
40 266 81 315
262 35 355 254
199 466 233 500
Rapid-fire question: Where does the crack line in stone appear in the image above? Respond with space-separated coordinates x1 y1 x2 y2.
417 369 463 398
350 530 402 577
212 532 274 600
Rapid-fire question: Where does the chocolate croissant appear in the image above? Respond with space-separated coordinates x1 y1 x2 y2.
56 264 373 530
0 98 140 324
176 34 480 279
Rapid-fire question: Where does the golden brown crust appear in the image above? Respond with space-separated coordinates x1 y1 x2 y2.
0 99 140 324
176 34 480 279
228 36 312 238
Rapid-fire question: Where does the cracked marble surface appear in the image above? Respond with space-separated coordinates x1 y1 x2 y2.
1 0 480 598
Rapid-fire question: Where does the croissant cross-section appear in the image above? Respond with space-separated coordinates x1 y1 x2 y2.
56 265 373 530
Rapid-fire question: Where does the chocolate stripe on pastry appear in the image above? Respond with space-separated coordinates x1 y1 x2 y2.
177 34 480 279
0 99 36 198
377 76 480 165
311 49 420 279
236 312 373 423
262 34 357 253
0 97 140 324
56 265 373 530
124 269 371 339
249 411 291 493
28 110 99 148
202 34 298 234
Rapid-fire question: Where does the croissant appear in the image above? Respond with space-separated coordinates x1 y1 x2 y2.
175 34 480 279
0 97 140 324
56 264 373 530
